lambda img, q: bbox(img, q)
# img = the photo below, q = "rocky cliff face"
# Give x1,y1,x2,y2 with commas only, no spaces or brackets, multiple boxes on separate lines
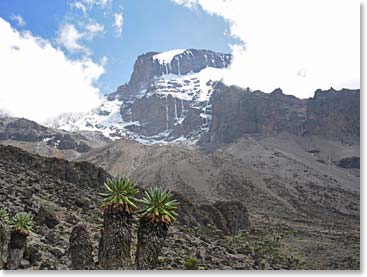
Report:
109,49,231,99
304,88,360,140
207,84,307,143
52,49,231,143
48,49,359,146
111,49,231,142
206,84,359,144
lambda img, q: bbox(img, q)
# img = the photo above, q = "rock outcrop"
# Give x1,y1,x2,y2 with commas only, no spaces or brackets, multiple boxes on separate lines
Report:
174,194,250,235
207,84,306,143
47,49,231,142
36,205,60,229
334,157,360,169
0,116,111,159
206,84,359,144
109,49,231,100
0,117,90,152
304,88,360,139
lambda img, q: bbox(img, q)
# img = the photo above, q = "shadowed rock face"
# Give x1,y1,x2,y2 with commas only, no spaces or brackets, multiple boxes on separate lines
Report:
173,193,250,235
102,49,231,141
208,84,307,144
304,88,360,139
334,157,360,169
0,144,110,190
0,118,48,142
206,84,360,144
0,117,111,156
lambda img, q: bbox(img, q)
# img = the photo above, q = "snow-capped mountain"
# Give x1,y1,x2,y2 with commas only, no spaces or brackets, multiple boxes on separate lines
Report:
48,49,232,144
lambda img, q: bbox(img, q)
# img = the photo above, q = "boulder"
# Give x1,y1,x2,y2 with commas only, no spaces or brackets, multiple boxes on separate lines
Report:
36,205,59,229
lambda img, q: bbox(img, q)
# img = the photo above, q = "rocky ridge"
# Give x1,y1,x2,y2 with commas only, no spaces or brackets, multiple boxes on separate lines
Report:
0,117,110,160
47,49,360,147
48,49,232,143
203,84,360,144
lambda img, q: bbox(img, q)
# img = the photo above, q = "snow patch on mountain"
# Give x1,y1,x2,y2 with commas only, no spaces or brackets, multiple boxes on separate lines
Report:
47,99,132,140
153,49,186,64
48,66,226,144
153,67,226,103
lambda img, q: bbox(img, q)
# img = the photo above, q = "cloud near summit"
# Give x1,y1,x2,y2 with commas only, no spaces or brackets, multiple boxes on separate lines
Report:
0,18,104,123
171,0,360,98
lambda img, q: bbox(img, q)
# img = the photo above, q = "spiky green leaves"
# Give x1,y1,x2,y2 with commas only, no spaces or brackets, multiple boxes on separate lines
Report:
11,212,33,235
99,176,139,213
0,208,9,224
139,187,178,224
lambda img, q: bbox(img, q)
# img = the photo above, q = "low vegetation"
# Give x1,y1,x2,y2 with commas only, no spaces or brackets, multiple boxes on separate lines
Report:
0,208,9,224
184,257,199,270
138,187,178,224
99,176,139,211
11,212,33,235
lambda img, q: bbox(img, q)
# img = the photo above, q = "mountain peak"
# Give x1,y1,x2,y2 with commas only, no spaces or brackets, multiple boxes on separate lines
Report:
152,49,186,64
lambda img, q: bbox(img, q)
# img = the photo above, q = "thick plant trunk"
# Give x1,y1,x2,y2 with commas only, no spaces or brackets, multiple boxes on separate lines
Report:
7,231,28,270
69,224,94,270
0,222,7,269
135,219,168,270
98,205,132,270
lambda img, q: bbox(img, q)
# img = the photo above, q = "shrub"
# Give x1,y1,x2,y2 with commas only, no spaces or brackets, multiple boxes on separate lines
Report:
0,208,9,224
184,257,199,270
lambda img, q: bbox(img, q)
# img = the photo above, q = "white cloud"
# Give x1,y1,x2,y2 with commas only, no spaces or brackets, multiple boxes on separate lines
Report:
56,23,89,54
10,14,26,27
100,55,108,66
97,0,112,8
113,12,123,36
71,0,112,13
171,0,360,98
85,22,104,40
71,1,87,14
170,0,198,8
0,18,104,123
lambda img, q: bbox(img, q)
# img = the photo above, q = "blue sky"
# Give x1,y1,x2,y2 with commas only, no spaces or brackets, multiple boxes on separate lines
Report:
0,0,238,94
0,0,359,123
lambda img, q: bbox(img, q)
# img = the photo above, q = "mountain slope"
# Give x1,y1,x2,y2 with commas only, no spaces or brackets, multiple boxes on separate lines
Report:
47,49,360,147
77,133,359,269
1,145,287,270
47,49,232,143
0,116,111,159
